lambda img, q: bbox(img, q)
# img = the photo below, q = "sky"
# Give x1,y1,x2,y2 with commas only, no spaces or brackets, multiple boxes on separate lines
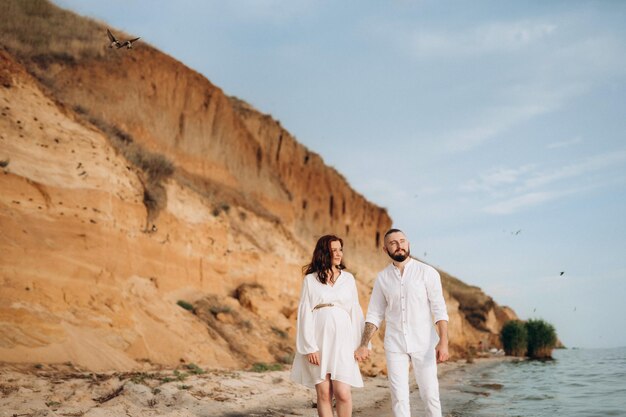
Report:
54,0,626,349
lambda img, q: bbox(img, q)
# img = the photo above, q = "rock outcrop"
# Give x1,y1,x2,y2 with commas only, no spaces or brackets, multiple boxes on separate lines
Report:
0,0,517,373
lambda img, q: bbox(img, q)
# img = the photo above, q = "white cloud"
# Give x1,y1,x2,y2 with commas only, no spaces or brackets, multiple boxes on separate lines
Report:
465,150,626,214
484,175,626,215
484,191,561,214
518,150,626,192
405,17,625,153
546,137,583,149
461,165,535,193
443,101,555,152
412,21,557,58
444,80,589,152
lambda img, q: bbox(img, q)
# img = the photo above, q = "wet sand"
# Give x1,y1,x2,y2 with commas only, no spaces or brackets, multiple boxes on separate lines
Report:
354,356,516,417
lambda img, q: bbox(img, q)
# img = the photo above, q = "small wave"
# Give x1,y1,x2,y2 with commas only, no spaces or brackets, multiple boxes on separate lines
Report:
460,388,490,397
474,383,504,390
518,394,555,401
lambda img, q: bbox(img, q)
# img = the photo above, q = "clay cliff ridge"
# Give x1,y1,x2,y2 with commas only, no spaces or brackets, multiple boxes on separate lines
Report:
0,0,517,373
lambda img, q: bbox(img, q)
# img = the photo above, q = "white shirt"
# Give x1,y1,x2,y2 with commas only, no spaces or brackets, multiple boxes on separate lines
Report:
365,258,448,353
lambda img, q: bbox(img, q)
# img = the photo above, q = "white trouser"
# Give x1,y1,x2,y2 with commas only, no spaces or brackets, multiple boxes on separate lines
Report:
385,350,442,417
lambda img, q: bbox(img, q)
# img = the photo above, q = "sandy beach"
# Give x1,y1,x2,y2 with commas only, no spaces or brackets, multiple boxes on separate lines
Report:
0,356,512,417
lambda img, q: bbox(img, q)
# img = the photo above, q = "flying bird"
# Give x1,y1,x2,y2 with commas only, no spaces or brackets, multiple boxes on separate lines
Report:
107,29,121,48
107,29,141,49
119,37,141,49
511,229,522,235
560,271,565,276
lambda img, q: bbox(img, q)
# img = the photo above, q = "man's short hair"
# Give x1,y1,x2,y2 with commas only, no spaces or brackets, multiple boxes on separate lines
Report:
384,228,404,238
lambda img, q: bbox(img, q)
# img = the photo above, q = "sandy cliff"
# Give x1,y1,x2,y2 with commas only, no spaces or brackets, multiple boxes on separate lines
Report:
0,0,516,373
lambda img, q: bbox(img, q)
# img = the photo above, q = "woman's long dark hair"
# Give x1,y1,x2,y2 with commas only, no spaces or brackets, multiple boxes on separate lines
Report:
303,234,345,284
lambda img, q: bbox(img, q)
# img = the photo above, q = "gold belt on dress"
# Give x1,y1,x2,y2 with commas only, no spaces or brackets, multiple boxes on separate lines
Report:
312,303,334,311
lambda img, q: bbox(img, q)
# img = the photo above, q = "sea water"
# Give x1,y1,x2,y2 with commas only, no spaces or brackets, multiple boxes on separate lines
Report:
441,347,626,417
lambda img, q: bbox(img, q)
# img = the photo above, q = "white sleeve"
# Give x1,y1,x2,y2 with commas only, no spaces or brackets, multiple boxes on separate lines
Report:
295,276,319,354
426,269,449,323
350,278,368,349
365,275,386,328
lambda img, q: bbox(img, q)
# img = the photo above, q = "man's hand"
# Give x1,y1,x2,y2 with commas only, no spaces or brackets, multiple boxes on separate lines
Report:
435,320,450,363
354,346,370,362
435,340,449,363
306,352,320,366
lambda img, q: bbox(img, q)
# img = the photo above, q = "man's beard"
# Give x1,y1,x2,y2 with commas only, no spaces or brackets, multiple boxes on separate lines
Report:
387,248,410,262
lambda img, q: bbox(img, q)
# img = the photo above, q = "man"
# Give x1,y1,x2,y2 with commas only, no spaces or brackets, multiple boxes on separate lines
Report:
355,229,449,417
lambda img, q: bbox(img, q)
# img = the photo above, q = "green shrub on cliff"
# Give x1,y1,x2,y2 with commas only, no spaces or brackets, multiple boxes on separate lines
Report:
176,300,193,311
500,320,528,356
526,319,557,359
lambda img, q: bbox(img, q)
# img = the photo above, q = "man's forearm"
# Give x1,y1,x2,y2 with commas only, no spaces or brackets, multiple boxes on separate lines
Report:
360,322,378,347
436,320,448,343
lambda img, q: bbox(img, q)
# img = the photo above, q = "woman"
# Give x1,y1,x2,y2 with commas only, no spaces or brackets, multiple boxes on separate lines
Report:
290,234,367,417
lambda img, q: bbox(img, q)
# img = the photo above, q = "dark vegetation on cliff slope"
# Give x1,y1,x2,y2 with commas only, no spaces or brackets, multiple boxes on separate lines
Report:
79,111,175,228
441,271,497,331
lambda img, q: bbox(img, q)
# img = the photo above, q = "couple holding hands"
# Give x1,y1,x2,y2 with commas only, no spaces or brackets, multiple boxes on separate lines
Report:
290,229,449,417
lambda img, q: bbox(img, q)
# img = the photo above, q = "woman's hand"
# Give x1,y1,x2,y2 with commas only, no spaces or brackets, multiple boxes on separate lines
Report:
306,352,320,366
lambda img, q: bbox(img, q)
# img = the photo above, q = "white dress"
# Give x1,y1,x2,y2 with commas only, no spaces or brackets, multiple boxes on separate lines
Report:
290,271,366,388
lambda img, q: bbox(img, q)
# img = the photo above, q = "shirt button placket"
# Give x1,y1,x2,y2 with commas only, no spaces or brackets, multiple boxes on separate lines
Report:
401,281,407,336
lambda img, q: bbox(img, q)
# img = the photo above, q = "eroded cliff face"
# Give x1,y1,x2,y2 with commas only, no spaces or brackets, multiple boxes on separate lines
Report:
0,50,304,370
26,44,391,281
0,0,517,373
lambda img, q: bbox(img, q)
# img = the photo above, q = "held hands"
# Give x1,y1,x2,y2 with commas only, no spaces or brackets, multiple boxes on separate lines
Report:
354,346,370,362
306,352,320,366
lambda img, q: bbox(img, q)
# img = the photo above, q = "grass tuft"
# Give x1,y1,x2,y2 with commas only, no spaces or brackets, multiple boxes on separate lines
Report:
271,326,288,339
173,370,187,381
176,300,194,312
250,362,283,373
185,363,205,375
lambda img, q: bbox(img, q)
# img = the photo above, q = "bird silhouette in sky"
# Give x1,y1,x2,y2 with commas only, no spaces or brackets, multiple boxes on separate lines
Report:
107,29,140,49
511,229,522,235
560,271,565,276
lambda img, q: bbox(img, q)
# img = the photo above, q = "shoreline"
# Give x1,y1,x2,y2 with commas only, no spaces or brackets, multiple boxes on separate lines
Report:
354,356,518,417
0,356,514,417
